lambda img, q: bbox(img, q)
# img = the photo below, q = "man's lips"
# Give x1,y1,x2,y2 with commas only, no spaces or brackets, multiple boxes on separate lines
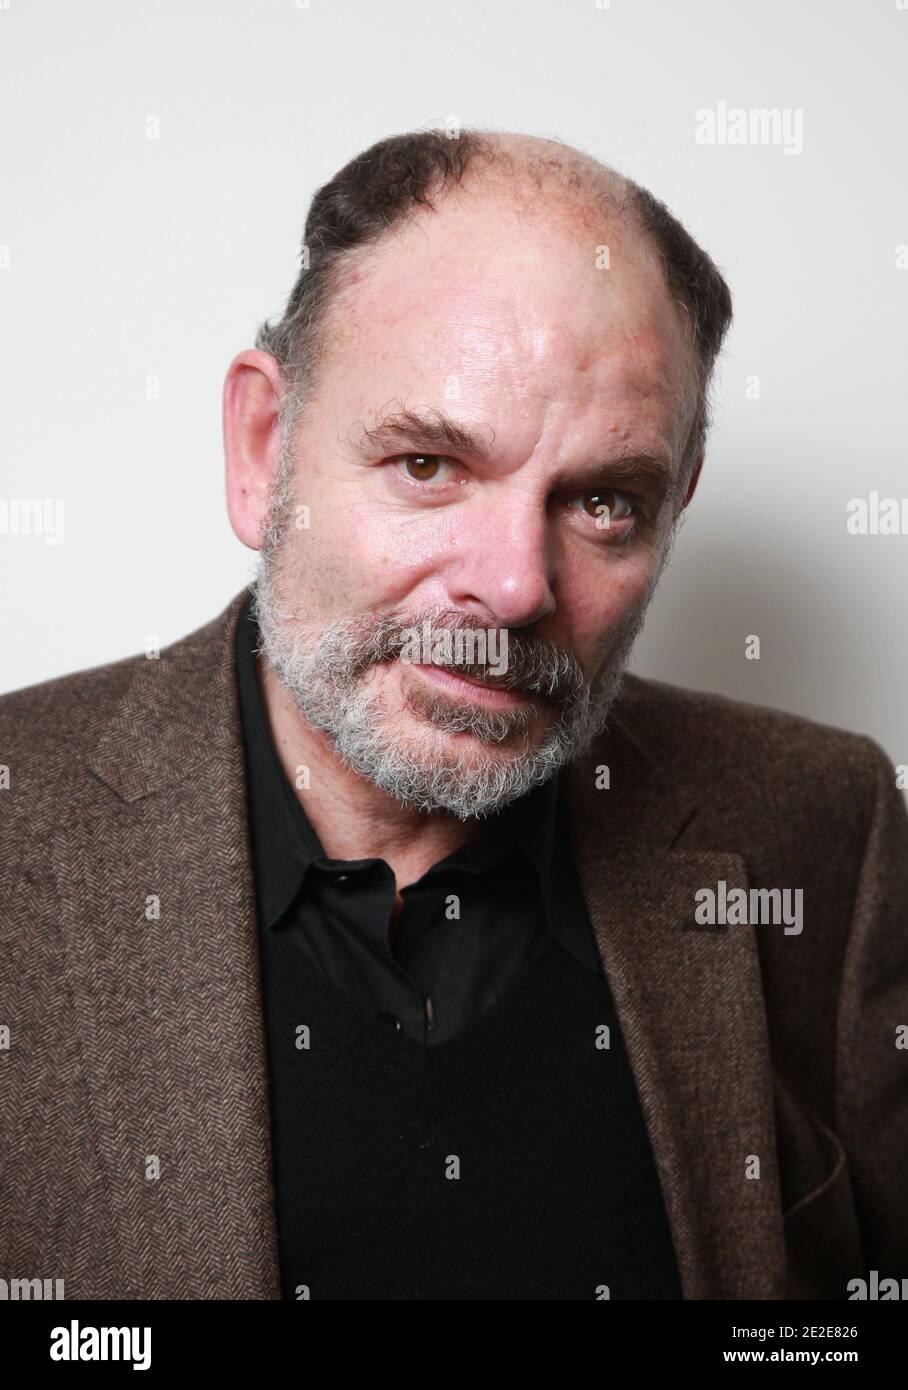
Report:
409,662,540,709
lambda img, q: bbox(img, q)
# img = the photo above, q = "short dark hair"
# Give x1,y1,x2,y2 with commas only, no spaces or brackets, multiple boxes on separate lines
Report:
256,128,733,475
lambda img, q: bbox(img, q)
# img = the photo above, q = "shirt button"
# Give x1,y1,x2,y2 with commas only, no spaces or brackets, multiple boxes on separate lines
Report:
337,873,349,883
377,1011,402,1032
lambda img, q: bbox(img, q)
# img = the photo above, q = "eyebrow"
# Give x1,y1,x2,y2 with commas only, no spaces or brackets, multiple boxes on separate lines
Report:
357,406,679,499
358,407,494,460
571,454,680,504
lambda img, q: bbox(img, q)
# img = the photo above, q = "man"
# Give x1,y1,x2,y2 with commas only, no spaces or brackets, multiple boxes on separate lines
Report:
1,129,905,1301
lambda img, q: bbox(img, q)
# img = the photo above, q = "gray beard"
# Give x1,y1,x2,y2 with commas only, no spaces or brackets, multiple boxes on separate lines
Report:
253,550,650,822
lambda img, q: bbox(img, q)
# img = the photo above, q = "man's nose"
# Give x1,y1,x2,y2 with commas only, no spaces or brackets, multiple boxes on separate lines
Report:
443,497,557,630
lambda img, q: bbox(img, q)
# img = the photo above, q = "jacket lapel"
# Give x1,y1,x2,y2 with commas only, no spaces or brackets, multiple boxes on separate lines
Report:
52,591,280,1298
565,710,787,1298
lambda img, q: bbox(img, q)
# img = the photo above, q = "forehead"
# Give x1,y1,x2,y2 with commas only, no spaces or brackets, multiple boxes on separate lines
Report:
317,190,697,454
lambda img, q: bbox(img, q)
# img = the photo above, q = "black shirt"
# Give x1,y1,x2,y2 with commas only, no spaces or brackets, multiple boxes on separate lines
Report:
233,593,683,1299
234,593,602,1045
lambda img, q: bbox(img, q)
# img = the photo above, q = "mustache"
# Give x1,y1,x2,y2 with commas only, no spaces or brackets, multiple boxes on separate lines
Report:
341,608,587,709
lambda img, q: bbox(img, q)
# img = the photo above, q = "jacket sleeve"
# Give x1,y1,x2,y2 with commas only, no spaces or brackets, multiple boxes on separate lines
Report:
835,737,908,1271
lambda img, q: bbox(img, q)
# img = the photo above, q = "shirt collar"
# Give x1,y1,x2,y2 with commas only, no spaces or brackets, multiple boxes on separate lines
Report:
235,593,600,971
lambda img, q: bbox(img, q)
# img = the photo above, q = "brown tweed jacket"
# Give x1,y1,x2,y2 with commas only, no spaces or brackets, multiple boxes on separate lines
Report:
1,588,906,1300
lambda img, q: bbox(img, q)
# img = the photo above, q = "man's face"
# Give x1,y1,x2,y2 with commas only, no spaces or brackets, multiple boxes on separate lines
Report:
255,186,697,819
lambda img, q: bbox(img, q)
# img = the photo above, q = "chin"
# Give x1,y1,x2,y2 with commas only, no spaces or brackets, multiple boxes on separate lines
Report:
398,718,540,763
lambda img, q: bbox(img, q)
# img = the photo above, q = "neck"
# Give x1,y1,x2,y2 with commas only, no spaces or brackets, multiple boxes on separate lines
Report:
258,651,482,888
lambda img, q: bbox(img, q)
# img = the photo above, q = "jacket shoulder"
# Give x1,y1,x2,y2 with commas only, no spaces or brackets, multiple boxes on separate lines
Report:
0,592,247,792
615,672,895,826
0,649,143,748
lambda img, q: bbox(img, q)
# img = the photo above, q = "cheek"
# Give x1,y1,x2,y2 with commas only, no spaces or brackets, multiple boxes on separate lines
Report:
563,546,658,627
294,495,447,614
556,550,659,672
351,493,461,582
278,532,349,612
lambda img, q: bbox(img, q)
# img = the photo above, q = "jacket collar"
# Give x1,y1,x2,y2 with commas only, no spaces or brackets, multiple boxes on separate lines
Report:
57,588,783,1298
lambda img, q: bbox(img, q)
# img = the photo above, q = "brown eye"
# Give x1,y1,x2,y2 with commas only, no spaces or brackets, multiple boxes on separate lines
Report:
570,490,634,528
401,454,443,481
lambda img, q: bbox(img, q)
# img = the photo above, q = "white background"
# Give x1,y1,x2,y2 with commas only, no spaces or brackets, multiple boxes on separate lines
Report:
1,0,905,777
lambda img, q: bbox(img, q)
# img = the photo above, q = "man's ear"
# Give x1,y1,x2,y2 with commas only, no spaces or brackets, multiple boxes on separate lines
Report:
682,449,704,509
223,349,287,550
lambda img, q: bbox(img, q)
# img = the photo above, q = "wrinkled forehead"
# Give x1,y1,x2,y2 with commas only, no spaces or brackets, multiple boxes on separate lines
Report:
315,189,699,456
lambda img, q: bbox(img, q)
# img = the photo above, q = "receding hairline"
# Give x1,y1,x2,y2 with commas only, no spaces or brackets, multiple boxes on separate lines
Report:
260,126,733,483
312,135,698,447
348,131,641,255
314,133,671,364
461,131,635,202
